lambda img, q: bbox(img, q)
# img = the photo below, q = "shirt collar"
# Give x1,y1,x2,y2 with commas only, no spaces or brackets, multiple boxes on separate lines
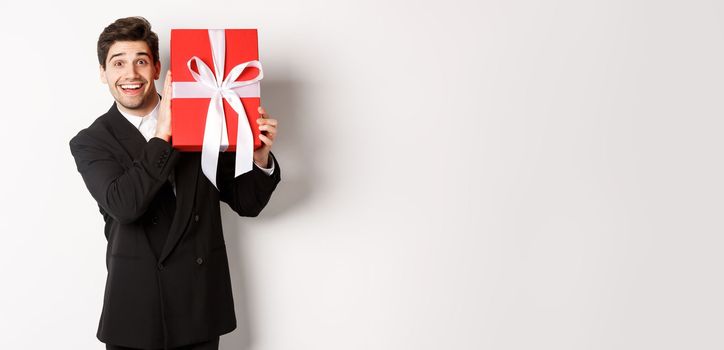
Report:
118,97,161,130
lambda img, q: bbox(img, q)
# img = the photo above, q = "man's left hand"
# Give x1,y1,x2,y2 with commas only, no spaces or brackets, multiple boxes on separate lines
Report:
253,105,277,168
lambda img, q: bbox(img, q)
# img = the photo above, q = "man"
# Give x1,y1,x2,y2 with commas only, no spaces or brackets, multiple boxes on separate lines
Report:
69,17,280,350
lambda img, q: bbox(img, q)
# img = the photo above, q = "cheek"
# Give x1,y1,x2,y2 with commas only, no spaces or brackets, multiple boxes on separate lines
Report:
148,69,159,81
104,73,117,85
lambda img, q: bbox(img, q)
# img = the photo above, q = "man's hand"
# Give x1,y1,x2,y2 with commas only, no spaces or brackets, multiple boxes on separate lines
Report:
254,105,277,168
155,70,172,142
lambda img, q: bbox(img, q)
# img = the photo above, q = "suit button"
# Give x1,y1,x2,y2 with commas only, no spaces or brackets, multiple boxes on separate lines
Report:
152,216,159,225
196,257,204,265
157,263,164,271
194,214,200,222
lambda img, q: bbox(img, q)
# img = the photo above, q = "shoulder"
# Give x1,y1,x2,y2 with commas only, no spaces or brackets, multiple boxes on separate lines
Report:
69,108,117,151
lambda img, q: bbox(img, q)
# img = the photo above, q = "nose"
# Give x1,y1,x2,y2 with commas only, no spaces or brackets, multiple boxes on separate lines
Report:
122,63,142,80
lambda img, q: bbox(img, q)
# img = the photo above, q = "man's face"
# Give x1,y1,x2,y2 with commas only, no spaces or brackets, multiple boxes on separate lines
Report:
100,40,160,113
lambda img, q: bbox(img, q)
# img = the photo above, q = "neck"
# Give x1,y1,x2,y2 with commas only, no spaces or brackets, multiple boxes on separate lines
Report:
117,93,160,117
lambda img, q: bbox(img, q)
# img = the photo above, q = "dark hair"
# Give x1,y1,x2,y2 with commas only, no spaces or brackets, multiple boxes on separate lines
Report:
97,16,159,69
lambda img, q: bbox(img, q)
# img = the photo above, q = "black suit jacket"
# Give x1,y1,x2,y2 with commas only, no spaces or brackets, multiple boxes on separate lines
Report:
69,102,281,349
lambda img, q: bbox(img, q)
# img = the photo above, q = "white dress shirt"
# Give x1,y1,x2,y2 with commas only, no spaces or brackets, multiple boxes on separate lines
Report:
119,98,275,196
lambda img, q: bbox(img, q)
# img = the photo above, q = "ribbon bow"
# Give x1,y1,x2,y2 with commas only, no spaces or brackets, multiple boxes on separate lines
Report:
172,29,264,190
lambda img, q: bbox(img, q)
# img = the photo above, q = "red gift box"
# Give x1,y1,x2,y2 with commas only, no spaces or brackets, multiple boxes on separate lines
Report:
170,29,263,152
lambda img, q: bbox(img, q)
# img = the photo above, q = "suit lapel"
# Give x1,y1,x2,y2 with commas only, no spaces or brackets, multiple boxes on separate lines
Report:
107,102,148,161
159,152,199,264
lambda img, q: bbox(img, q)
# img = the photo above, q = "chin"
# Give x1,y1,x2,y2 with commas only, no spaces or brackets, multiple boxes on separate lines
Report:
116,90,150,110
118,98,144,110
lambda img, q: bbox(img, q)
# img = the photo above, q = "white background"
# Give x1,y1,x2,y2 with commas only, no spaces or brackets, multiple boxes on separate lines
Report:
1,0,723,349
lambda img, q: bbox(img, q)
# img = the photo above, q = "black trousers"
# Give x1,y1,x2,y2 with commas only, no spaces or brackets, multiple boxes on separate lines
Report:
105,337,219,350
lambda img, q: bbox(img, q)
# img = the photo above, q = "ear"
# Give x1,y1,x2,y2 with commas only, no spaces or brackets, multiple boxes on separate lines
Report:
99,65,107,84
154,60,161,80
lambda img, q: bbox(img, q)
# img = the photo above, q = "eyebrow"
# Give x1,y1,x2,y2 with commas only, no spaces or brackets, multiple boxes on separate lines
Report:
108,52,151,62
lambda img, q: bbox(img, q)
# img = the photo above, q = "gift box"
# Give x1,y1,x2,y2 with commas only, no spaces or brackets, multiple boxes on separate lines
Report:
170,29,263,152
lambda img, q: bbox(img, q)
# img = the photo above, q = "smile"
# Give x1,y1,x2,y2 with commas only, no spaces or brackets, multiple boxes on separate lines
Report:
118,83,144,95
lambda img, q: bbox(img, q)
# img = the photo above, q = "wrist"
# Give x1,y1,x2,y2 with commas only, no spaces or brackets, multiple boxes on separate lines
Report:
154,133,170,142
254,155,270,168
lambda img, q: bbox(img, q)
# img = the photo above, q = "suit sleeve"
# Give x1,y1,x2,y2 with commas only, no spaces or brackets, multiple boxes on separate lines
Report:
217,151,281,217
69,132,180,224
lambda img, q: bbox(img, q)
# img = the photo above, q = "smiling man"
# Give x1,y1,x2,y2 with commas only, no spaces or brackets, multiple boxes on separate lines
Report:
102,40,159,116
69,17,281,350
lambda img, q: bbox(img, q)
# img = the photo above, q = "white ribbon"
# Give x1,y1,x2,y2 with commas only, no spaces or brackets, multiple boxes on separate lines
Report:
172,29,264,190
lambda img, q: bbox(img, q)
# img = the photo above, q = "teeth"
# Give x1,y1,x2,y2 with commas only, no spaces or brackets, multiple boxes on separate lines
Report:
120,84,141,89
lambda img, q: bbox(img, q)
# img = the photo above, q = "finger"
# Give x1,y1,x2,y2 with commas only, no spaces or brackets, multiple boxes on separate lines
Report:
257,118,277,127
259,125,276,136
259,133,273,146
257,106,266,116
164,71,173,97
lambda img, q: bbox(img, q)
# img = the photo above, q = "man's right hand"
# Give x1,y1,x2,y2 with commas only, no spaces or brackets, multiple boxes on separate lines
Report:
155,70,172,142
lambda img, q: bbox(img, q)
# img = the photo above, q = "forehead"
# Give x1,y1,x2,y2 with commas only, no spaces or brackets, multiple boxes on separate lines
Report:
107,41,151,61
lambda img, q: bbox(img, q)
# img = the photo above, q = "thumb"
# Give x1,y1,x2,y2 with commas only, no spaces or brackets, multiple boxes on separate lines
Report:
163,71,172,96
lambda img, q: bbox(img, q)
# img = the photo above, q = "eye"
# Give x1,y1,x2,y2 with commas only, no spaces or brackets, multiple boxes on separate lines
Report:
138,59,147,65
113,61,123,67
